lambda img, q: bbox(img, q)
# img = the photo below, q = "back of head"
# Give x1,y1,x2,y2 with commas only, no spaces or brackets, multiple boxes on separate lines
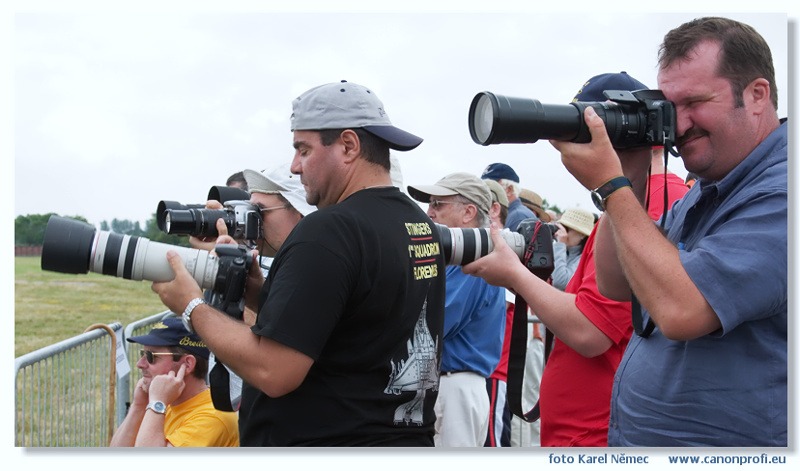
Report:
483,179,509,209
573,71,648,103
518,188,550,222
659,16,777,109
481,162,520,183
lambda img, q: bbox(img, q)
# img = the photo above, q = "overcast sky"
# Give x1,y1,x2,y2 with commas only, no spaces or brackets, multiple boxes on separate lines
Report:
3,1,798,464
9,8,790,228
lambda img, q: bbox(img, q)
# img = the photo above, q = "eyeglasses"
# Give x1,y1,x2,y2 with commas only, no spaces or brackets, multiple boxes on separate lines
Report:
429,199,464,210
258,204,290,213
139,350,184,365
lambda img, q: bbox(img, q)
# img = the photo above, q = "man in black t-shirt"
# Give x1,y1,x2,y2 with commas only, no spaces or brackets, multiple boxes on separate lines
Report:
153,80,446,446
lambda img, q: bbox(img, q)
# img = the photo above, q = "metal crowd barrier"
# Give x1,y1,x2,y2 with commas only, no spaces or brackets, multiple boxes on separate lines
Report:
14,310,175,447
14,322,123,447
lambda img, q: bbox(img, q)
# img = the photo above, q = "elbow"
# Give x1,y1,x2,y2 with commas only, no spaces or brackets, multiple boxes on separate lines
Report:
650,305,720,341
569,333,613,358
253,376,301,398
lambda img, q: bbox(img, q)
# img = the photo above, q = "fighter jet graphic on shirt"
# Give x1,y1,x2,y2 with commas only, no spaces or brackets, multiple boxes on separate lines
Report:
384,299,440,425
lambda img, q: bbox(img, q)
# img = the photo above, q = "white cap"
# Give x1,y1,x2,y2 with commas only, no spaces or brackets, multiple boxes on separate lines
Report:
243,164,317,216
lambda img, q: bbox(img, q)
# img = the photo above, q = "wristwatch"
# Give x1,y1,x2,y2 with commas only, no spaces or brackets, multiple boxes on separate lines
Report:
182,297,206,333
591,176,632,211
146,400,167,415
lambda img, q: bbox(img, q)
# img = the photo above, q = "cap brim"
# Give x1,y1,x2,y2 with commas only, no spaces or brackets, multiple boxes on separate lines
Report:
281,191,317,217
126,334,172,346
243,169,288,193
363,125,423,151
406,184,458,204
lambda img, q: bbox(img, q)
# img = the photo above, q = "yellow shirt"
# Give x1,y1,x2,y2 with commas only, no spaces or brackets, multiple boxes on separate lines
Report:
165,388,239,447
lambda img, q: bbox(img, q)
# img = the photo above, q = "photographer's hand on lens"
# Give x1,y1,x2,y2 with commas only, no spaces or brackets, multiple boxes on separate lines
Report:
552,106,625,191
462,223,528,290
189,207,227,251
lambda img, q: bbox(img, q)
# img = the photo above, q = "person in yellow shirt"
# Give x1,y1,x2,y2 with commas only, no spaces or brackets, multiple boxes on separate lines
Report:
110,317,239,447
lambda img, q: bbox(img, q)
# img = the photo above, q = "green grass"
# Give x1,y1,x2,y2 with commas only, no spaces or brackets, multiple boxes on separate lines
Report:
15,256,169,357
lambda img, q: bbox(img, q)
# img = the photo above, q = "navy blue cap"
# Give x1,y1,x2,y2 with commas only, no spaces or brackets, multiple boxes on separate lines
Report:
480,163,519,183
127,317,209,359
572,71,648,102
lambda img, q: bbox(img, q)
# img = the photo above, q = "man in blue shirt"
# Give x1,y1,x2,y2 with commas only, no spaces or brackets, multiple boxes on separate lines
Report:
555,16,786,446
409,172,506,447
481,163,537,231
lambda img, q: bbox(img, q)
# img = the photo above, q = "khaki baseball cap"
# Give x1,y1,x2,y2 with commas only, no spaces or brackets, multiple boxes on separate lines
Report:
407,172,492,215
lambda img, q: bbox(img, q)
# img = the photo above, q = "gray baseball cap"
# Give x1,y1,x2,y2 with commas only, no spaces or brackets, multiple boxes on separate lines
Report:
291,80,423,151
407,172,492,216
243,163,317,216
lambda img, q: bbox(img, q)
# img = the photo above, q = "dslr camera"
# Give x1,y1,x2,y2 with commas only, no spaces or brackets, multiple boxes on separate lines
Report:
157,185,262,242
468,89,676,149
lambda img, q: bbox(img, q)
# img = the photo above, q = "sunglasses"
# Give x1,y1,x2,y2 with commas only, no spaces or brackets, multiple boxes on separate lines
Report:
139,350,184,364
429,199,464,210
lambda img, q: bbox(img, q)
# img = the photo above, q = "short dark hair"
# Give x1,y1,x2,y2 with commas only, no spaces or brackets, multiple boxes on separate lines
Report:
318,128,391,171
658,16,777,109
169,346,209,380
226,171,248,190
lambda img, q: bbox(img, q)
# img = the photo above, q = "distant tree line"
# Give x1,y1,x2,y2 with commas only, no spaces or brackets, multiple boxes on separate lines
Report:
15,213,191,248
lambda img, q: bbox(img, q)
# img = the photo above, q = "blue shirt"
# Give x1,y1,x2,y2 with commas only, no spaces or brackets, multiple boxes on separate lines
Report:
440,266,506,377
505,199,536,232
608,121,788,447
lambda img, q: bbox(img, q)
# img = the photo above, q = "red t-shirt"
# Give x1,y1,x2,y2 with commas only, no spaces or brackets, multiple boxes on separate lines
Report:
538,227,632,447
647,172,689,221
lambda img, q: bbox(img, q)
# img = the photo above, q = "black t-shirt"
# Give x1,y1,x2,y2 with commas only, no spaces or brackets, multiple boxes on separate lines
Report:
238,187,446,446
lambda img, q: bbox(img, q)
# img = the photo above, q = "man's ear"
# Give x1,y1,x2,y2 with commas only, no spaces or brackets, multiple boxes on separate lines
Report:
339,129,362,163
462,203,478,225
746,77,772,115
183,354,197,375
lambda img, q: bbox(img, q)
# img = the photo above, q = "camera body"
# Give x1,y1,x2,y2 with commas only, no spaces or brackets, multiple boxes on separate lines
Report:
468,89,676,150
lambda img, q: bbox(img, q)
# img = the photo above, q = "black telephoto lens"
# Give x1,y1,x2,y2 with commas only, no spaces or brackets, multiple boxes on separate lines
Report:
469,92,584,145
164,208,233,237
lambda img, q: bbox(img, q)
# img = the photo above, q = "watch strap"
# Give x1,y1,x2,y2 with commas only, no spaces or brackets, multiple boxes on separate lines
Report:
593,176,632,210
182,298,206,334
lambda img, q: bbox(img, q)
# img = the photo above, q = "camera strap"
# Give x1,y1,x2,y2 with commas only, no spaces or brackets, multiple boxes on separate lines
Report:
506,219,554,423
506,296,542,422
632,295,655,337
209,358,243,412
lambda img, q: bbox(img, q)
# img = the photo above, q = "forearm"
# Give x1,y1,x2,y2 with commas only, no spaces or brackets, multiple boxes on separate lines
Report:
603,189,719,340
109,404,146,447
190,303,311,397
508,266,612,357
133,412,168,447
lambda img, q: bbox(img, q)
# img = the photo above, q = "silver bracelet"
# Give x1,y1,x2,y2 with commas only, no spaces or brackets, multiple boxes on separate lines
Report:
181,298,206,333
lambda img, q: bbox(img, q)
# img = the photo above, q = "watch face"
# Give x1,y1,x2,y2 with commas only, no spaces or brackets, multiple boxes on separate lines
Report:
150,401,166,413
